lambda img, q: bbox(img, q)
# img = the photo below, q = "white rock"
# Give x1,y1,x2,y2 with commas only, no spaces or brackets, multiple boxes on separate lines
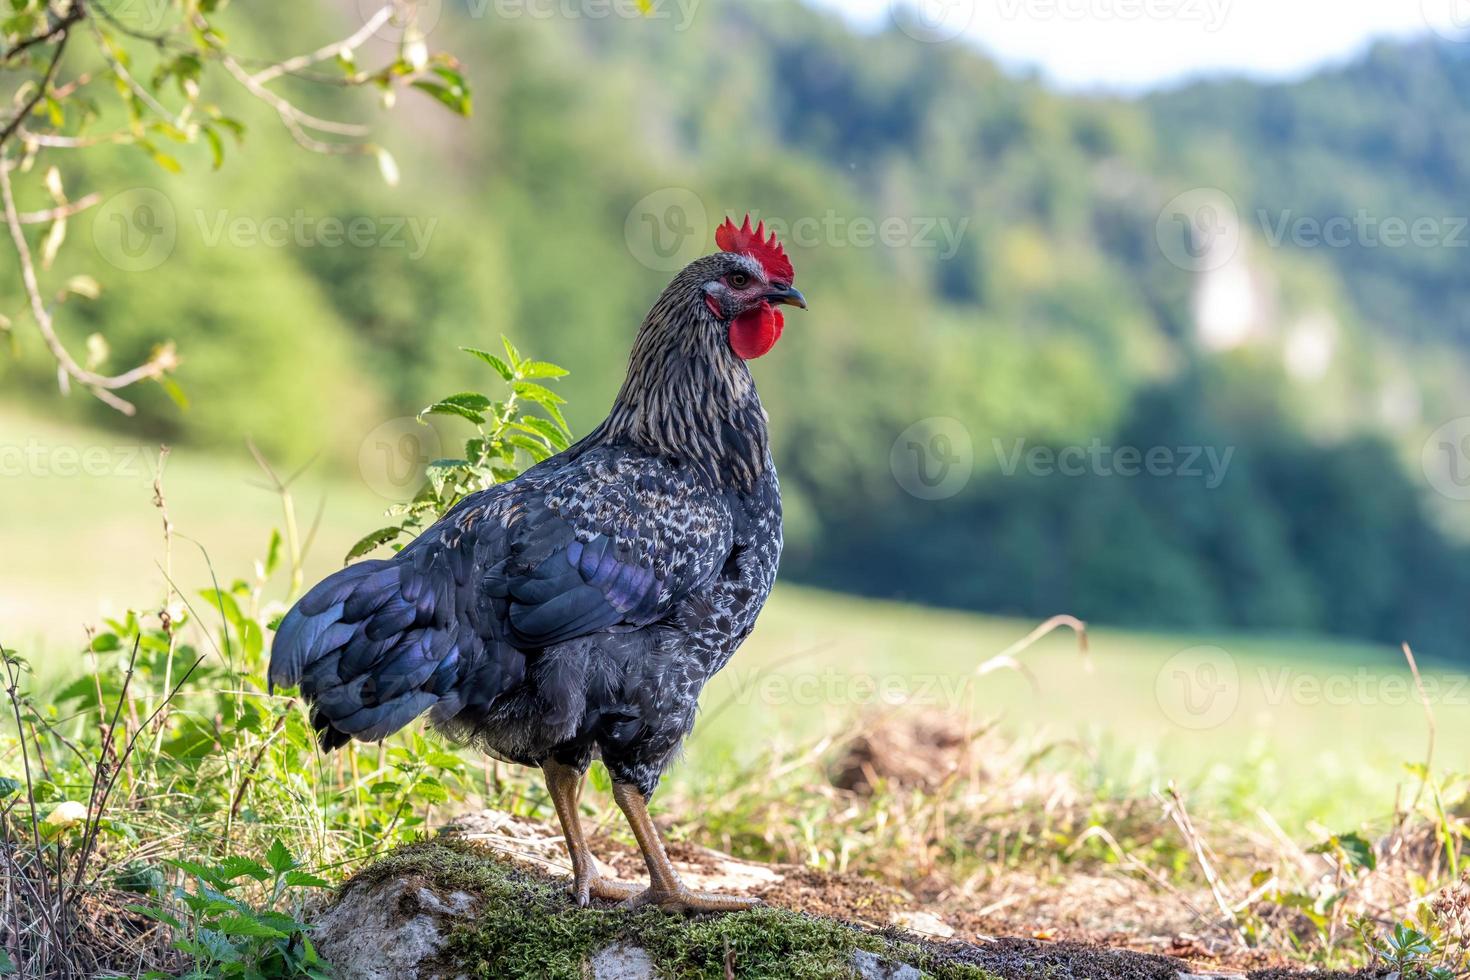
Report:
892,910,955,938
851,949,924,979
590,944,657,979
313,878,477,980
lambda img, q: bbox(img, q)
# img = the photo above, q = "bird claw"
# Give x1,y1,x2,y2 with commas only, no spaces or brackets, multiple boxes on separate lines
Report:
569,873,642,906
618,885,760,914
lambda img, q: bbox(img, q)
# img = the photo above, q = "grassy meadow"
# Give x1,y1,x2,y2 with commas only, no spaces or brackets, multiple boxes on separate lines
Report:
3,399,1459,838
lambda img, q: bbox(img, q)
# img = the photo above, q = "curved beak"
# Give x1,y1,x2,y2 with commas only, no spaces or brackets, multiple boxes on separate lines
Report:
764,284,807,310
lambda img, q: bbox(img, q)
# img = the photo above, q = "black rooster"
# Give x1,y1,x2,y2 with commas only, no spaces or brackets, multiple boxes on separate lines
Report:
269,216,805,912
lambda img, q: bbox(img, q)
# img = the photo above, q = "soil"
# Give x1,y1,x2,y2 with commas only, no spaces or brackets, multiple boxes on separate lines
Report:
443,810,1379,979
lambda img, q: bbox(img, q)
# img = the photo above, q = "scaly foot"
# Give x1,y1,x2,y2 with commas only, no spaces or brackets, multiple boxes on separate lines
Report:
619,885,760,914
568,871,642,907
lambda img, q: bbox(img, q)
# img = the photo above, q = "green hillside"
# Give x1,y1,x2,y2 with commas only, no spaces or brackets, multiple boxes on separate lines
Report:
1,405,1459,831
4,3,1467,657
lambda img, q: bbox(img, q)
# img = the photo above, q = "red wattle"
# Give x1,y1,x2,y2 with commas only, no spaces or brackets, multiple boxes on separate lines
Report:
729,302,783,359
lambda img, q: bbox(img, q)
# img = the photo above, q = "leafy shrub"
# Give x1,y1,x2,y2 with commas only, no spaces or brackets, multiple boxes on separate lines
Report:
0,344,569,978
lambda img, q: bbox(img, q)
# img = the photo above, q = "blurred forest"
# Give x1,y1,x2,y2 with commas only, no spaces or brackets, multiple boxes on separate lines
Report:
4,1,1469,658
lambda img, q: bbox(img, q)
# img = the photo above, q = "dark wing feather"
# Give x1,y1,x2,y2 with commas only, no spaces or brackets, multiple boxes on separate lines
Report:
485,505,667,648
268,446,734,752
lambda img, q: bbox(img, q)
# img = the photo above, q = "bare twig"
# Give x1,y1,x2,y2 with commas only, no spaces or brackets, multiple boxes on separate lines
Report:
16,191,101,224
1163,782,1247,948
0,2,84,65
229,715,287,825
0,14,73,149
0,151,179,414
2,649,59,961
16,128,126,149
1400,642,1436,818
249,4,395,85
69,637,142,894
211,38,372,153
87,20,192,133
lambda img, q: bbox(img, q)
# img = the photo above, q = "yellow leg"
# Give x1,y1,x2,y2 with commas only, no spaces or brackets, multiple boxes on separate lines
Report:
542,760,640,905
611,782,759,913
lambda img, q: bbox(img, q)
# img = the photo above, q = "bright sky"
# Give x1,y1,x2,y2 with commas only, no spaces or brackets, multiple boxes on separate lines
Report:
806,0,1459,91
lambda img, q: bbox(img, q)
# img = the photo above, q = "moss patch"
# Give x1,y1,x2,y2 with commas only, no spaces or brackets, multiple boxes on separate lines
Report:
343,838,997,980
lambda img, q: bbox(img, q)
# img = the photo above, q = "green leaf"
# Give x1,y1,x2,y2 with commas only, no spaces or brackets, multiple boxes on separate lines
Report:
167,858,228,888
506,434,551,463
511,417,570,451
217,856,270,882
144,144,183,174
283,870,330,889
410,80,471,117
425,458,468,495
212,115,246,139
240,618,263,659
345,526,402,563
200,588,245,629
213,914,289,939
435,392,493,413
0,777,20,799
1309,832,1377,872
518,360,568,380
157,376,190,411
542,401,569,432
90,632,122,652
418,400,485,424
125,904,182,930
512,381,566,407
461,347,515,381
264,528,282,577
501,335,522,368
265,839,295,874
203,124,225,170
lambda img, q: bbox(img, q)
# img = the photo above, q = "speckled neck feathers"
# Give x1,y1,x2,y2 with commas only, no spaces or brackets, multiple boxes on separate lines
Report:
589,263,770,492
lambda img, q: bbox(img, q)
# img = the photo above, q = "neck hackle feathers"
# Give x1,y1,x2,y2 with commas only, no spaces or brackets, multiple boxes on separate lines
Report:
592,217,798,490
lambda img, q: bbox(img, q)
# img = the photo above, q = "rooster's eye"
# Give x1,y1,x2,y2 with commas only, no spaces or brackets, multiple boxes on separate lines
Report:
728,272,749,288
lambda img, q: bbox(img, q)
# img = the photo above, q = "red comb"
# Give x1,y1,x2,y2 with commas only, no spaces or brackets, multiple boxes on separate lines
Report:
715,215,794,283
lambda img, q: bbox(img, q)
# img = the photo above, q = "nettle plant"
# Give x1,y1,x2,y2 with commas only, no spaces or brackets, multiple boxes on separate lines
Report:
0,347,572,978
346,338,572,562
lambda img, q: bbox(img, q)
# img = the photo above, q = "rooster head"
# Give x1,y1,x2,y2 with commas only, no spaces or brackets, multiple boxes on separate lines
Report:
699,215,806,360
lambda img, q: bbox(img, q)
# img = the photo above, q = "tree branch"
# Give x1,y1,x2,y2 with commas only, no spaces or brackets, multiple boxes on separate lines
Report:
248,4,394,85
0,18,73,150
0,154,177,414
17,191,101,224
0,1,84,65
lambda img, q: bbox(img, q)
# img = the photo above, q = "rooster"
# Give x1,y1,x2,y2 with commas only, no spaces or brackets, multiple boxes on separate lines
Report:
269,216,804,913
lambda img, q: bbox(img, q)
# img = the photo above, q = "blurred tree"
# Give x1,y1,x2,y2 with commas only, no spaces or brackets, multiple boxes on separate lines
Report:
0,0,471,415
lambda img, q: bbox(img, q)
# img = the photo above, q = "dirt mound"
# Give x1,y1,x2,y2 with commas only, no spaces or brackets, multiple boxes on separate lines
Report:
829,713,978,795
